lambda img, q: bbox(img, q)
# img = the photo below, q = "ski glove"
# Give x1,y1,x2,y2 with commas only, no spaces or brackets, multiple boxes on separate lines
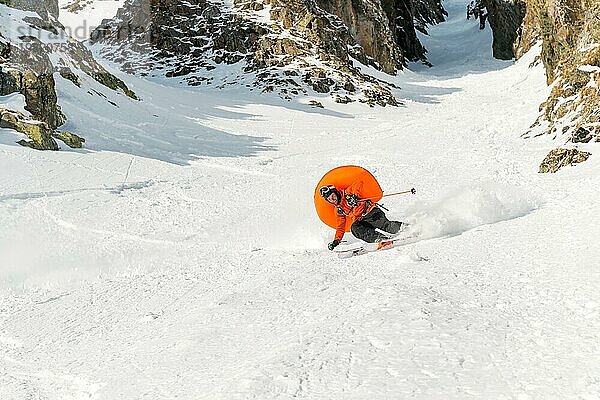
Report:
346,194,359,207
328,239,340,251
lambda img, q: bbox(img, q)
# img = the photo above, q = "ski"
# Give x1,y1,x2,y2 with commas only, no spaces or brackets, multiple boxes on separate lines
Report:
334,231,421,259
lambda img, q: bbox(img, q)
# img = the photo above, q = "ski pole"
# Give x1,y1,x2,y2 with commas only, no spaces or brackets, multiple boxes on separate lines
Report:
359,188,416,202
376,202,389,211
382,188,417,198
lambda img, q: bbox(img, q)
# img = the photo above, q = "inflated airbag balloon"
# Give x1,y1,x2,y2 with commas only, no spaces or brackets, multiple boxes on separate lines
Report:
314,165,383,231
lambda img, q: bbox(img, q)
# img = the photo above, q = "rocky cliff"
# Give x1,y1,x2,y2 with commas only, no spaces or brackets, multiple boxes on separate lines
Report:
0,0,135,149
515,0,599,172
91,0,446,106
483,0,526,60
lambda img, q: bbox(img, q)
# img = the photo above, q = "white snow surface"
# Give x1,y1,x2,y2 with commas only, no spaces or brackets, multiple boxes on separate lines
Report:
1,1,600,399
0,92,29,116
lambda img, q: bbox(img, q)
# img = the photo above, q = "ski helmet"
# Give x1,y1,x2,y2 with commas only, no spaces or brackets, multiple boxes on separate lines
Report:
319,185,340,204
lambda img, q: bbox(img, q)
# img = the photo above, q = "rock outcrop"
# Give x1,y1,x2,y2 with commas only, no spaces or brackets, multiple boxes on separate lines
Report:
91,0,445,106
0,106,83,149
0,107,59,149
513,0,599,171
539,147,591,173
516,0,600,84
1,38,66,129
483,0,526,60
52,130,85,148
313,0,404,72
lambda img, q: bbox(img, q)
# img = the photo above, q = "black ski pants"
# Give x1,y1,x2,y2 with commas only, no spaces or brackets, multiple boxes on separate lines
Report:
350,207,403,243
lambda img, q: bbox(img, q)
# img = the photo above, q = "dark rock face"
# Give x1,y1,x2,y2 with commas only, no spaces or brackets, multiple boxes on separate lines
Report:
411,0,446,31
314,0,403,72
539,148,592,173
0,66,20,95
91,0,445,106
381,0,446,63
483,0,526,60
381,0,424,64
21,72,65,129
571,127,594,144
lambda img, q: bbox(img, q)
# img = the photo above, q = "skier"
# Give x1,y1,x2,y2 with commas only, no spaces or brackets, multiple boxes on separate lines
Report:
319,183,406,251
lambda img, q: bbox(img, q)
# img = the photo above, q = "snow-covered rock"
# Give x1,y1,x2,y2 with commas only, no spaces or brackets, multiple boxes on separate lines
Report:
0,0,135,147
516,0,600,170
90,0,446,106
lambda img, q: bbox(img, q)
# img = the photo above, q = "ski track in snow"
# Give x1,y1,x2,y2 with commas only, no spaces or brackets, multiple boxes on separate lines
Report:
1,1,600,399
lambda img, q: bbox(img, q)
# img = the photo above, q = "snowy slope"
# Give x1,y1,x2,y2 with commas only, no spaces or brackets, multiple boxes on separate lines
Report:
1,1,599,399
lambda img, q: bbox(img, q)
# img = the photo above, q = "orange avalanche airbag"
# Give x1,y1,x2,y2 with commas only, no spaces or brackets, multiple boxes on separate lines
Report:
314,165,383,231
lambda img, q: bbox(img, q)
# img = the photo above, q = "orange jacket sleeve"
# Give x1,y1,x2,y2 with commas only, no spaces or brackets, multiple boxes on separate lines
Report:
334,214,346,241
